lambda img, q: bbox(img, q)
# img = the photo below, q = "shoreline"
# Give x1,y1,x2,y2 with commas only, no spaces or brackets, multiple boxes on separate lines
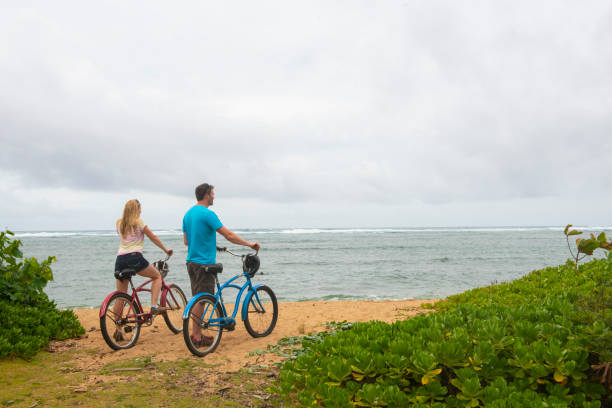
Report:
62,297,437,311
64,299,436,373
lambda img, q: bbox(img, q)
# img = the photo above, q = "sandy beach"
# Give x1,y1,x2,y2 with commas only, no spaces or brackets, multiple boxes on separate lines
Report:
61,299,435,374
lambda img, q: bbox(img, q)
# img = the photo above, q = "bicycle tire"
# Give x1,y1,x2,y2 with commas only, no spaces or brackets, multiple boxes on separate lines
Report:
243,285,278,338
100,292,142,350
162,284,187,334
183,295,224,357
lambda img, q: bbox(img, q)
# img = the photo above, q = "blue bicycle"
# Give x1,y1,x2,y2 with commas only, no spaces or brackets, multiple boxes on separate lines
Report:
182,247,278,357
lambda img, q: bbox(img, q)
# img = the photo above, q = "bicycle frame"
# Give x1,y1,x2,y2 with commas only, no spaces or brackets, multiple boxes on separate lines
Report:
99,277,181,321
182,270,268,327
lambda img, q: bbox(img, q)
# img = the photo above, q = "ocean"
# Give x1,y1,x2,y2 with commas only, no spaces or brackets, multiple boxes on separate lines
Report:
14,226,610,309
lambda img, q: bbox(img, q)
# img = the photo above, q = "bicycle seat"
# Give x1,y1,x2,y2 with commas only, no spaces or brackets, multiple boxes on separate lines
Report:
114,268,137,281
201,263,223,274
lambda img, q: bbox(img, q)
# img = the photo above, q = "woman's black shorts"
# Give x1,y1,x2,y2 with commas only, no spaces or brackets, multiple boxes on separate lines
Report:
115,252,150,276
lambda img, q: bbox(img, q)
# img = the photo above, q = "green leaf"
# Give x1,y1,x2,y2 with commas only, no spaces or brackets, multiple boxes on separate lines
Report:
567,230,582,236
597,232,607,243
328,359,352,383
421,368,442,385
577,239,600,255
553,369,565,383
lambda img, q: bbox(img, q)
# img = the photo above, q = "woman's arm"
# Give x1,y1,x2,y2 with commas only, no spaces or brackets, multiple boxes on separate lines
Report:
143,226,173,256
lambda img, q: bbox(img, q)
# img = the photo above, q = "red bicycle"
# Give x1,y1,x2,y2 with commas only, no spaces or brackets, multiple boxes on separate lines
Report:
99,254,187,350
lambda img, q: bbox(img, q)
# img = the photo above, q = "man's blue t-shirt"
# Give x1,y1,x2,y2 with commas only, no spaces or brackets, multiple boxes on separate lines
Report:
182,205,223,265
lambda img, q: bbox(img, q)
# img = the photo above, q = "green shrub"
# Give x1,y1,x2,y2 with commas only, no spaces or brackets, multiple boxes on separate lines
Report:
276,257,612,407
0,230,84,359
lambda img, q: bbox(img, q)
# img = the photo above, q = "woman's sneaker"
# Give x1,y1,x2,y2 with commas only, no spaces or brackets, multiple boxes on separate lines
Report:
150,305,169,315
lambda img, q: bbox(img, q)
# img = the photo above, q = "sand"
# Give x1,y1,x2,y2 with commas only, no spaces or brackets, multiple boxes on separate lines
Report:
62,299,435,373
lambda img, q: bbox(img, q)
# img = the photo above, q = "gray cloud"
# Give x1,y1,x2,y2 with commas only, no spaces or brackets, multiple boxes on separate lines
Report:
1,0,612,229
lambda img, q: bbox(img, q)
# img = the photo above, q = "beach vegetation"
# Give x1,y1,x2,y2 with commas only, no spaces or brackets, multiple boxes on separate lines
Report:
565,224,612,265
0,230,84,359
276,233,612,406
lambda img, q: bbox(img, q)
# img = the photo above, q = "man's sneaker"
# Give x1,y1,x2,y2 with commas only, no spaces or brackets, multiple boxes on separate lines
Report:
190,335,214,347
113,329,125,342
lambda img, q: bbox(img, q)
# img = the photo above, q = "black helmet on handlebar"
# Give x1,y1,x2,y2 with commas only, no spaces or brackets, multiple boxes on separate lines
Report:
243,254,260,278
153,259,169,279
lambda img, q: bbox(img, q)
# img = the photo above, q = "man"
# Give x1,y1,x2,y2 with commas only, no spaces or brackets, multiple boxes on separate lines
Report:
182,183,260,346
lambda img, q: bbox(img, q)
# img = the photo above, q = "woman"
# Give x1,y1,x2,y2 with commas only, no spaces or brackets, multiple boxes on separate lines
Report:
115,199,173,315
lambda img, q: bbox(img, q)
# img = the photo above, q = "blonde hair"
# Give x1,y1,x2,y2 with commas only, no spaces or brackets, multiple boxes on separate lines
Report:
118,199,141,237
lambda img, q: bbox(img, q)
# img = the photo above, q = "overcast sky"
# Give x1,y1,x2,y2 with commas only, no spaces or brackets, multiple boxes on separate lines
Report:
1,1,611,231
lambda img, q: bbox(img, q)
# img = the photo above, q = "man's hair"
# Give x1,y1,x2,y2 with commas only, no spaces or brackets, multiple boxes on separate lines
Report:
195,183,214,201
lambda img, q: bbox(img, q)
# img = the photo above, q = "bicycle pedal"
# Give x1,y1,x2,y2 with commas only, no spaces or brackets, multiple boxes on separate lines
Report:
225,321,236,331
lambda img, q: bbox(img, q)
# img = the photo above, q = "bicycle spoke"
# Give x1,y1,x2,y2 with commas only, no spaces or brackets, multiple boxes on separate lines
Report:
105,309,122,322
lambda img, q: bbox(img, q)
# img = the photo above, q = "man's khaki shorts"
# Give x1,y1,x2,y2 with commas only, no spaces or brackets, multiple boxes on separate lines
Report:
186,262,217,296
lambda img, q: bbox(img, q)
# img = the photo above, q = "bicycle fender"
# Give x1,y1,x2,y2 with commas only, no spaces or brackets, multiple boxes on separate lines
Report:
241,284,265,321
183,291,215,320
99,290,126,318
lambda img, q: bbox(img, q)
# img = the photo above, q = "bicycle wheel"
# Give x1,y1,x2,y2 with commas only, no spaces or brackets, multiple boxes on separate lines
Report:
243,285,278,338
183,295,223,357
100,292,142,350
162,284,187,334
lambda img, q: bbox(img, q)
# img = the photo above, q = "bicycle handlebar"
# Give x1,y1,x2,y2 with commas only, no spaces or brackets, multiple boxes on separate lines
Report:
216,246,258,257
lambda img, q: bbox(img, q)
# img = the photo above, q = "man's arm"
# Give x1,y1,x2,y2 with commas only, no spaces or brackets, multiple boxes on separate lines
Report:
183,232,188,246
217,226,260,251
